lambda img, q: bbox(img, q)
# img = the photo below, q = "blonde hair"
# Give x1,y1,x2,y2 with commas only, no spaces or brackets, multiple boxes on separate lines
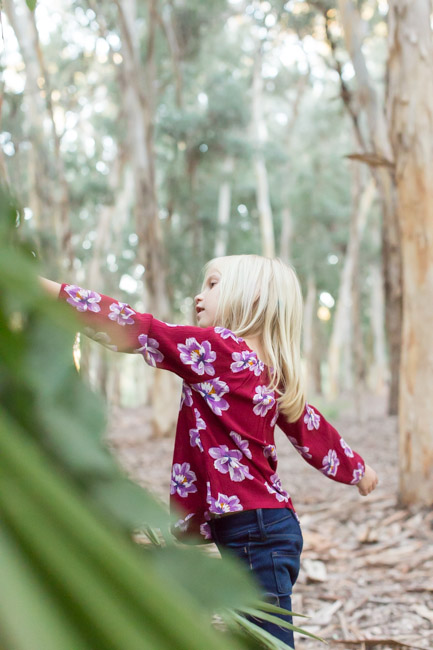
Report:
202,255,306,423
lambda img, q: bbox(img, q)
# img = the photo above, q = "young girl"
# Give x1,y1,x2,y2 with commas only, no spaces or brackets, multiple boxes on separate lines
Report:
40,254,378,649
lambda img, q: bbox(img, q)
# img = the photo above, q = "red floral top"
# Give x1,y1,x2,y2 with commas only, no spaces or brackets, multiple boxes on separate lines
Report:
59,283,366,543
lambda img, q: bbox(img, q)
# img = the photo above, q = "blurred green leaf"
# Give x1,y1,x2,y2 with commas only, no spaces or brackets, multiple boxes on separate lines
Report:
90,476,173,531
243,608,325,643
222,610,290,649
0,408,246,650
148,545,260,613
0,526,92,650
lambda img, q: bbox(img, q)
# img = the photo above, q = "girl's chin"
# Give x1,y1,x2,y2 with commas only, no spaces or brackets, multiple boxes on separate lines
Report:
197,314,213,327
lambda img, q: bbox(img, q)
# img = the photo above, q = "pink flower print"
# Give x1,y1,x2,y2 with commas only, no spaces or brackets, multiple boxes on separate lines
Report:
351,463,365,484
340,438,354,458
189,429,204,452
321,449,340,477
83,327,118,351
180,383,193,409
270,403,279,428
191,378,229,416
304,404,320,431
209,445,253,482
264,444,278,463
177,338,216,376
209,492,243,515
136,334,164,367
190,410,205,450
174,513,195,533
230,431,252,459
108,302,135,326
194,408,206,431
253,385,276,417
265,473,290,503
170,462,198,498
200,522,212,540
64,285,101,313
214,327,243,343
287,436,312,460
230,350,264,376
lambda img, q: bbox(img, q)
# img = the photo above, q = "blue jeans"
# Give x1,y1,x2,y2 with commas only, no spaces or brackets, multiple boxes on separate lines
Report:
209,508,303,649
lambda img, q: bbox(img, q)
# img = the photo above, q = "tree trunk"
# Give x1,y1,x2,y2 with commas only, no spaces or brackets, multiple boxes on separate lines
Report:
251,47,275,258
303,274,321,397
158,2,183,108
351,204,367,423
84,151,130,400
214,156,234,258
187,150,202,262
279,71,308,265
279,206,293,266
367,262,388,396
387,0,433,506
337,0,403,416
327,174,375,400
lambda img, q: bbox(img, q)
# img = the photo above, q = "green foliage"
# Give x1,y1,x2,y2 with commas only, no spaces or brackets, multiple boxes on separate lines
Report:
26,0,37,10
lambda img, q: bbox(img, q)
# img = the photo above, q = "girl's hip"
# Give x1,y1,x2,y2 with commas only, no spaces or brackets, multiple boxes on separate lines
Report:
209,506,303,546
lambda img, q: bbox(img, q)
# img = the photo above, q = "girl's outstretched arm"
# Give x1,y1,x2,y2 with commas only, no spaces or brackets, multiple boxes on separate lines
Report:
49,281,238,383
277,403,377,493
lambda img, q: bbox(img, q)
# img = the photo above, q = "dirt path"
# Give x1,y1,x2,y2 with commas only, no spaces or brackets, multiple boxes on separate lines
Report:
107,394,433,650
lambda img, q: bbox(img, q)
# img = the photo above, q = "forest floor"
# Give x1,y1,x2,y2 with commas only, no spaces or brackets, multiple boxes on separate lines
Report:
107,393,433,650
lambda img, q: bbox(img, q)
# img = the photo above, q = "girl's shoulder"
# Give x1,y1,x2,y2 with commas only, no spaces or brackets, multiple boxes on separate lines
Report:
176,325,267,377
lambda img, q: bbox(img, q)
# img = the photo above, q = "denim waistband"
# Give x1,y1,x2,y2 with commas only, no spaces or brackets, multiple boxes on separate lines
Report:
209,507,296,541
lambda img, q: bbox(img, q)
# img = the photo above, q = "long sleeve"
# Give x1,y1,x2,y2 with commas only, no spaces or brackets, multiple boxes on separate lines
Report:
277,403,365,485
58,283,236,384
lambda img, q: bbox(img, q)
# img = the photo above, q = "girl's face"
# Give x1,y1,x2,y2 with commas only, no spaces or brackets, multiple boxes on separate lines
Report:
194,269,221,328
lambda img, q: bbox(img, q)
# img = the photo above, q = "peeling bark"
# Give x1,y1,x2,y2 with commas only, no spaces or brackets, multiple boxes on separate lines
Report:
387,0,433,506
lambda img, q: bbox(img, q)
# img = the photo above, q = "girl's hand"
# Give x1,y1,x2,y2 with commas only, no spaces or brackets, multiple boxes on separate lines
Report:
357,464,378,496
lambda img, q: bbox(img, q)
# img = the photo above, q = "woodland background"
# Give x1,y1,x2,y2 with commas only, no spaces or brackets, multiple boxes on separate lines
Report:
1,1,433,649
